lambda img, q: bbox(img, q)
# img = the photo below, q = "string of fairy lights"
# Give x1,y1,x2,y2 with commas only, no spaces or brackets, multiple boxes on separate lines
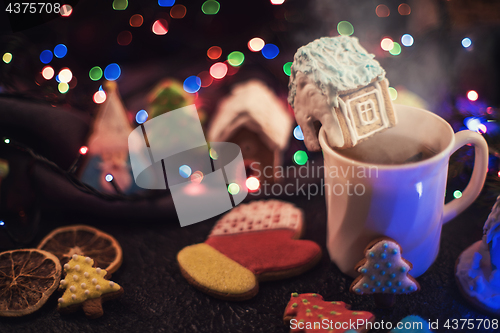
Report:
0,1,497,199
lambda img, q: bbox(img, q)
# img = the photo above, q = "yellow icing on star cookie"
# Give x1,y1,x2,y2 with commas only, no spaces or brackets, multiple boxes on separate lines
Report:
57,255,120,308
177,243,256,294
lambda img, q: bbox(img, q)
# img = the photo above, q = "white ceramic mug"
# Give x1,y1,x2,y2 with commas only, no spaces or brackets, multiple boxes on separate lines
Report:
319,104,488,278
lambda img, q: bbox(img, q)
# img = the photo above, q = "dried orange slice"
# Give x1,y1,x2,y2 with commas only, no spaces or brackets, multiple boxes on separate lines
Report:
0,249,62,317
37,225,122,274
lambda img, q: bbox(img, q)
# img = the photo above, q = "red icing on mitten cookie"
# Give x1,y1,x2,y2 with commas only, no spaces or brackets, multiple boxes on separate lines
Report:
206,200,321,279
283,293,375,333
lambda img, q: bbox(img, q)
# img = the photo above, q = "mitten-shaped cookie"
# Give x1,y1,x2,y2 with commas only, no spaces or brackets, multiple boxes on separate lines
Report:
177,200,322,300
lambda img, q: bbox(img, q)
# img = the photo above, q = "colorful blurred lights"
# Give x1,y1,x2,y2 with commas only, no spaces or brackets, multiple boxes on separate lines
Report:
207,46,222,59
389,42,402,56
58,68,72,83
170,4,187,18
388,87,398,100
191,171,204,184
462,38,472,48
337,21,354,36
130,14,143,27
210,62,228,79
2,53,12,64
40,50,53,64
58,82,69,94
381,38,394,51
183,76,202,93
248,38,265,52
270,0,285,4
261,44,279,59
158,0,175,7
246,177,260,191
42,66,54,80
89,66,103,81
293,125,304,140
467,90,478,101
179,165,192,178
112,0,128,10
227,51,244,67
398,3,411,15
117,31,133,46
375,4,390,17
152,19,168,35
105,174,114,182
60,4,72,17
135,110,148,124
54,44,67,58
401,34,414,47
478,124,487,134
228,183,240,195
283,62,292,76
293,150,308,165
465,117,481,131
453,190,462,199
79,146,88,155
93,91,107,104
104,63,121,81
202,1,220,15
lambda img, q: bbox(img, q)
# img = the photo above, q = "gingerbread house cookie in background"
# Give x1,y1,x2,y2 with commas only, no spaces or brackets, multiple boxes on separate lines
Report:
80,81,135,193
456,195,500,316
208,80,293,184
288,36,397,152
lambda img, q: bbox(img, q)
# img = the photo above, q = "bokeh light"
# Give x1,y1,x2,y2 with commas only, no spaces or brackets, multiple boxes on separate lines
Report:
389,42,402,56
227,51,244,67
283,62,292,76
271,0,285,4
60,4,72,17
465,117,481,131
209,148,218,160
248,37,265,52
2,53,12,64
152,19,168,35
58,82,69,94
89,66,103,81
79,146,88,155
388,87,398,100
453,190,462,199
40,50,53,64
293,125,304,140
228,183,240,195
207,46,222,59
112,0,128,10
462,37,472,48
117,31,133,46
467,90,478,101
202,1,220,15
183,76,202,93
398,3,411,15
478,124,487,134
130,14,143,27
136,110,148,124
158,0,175,6
179,165,192,178
401,34,414,47
191,171,204,184
58,68,72,83
337,21,354,36
104,63,121,81
170,4,186,18
380,38,394,51
210,62,228,79
93,91,107,104
246,177,260,191
42,66,54,80
54,44,67,58
375,4,390,17
293,150,308,165
261,44,279,59
198,71,213,87
105,174,114,182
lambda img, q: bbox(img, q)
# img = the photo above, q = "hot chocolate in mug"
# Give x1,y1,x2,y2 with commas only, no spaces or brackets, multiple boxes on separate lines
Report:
319,104,488,278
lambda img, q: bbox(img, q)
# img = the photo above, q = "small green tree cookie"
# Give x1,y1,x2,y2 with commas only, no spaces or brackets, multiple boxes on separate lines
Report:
58,254,123,318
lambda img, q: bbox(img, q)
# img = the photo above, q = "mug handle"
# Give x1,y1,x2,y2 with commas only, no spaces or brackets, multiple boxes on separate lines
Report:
443,130,489,224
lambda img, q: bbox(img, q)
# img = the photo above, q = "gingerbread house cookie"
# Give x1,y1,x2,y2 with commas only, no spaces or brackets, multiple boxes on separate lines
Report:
288,36,397,151
208,80,293,183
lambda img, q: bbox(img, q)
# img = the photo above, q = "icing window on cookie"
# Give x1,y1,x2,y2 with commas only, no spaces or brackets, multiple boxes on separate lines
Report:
356,100,378,126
